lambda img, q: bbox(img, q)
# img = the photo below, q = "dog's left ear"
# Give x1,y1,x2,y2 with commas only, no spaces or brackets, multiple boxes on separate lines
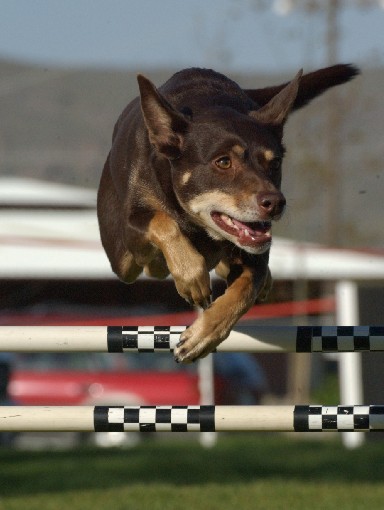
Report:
138,74,189,159
249,70,302,136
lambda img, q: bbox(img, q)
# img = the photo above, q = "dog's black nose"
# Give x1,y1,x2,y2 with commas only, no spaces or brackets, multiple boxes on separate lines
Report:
258,192,286,219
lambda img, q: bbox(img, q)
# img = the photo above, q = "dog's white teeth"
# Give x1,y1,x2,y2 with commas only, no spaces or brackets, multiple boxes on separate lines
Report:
244,229,250,237
221,214,236,228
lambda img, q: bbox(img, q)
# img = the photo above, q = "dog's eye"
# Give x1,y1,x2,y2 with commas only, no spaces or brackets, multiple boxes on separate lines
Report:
269,157,282,171
215,156,232,170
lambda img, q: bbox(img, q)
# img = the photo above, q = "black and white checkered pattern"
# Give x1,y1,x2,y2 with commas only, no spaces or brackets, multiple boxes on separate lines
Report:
107,326,187,352
94,405,215,432
296,326,384,352
107,325,384,353
294,405,384,432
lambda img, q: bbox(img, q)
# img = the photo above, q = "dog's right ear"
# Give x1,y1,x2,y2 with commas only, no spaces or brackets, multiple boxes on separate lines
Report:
137,75,189,160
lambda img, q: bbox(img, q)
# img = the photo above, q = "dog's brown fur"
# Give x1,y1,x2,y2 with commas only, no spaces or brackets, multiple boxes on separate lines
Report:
97,65,359,362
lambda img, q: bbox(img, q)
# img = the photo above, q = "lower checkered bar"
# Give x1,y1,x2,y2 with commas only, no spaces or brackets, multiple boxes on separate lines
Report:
1,405,384,432
93,405,384,433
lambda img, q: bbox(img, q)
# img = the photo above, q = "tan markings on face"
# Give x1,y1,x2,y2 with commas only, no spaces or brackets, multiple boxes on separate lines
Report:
181,171,192,185
188,191,238,216
232,144,245,157
264,149,275,161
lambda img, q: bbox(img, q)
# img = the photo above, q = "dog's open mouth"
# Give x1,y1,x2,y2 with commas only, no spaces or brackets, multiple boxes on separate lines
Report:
211,211,272,248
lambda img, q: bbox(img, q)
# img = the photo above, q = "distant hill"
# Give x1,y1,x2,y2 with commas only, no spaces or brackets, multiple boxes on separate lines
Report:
0,58,382,248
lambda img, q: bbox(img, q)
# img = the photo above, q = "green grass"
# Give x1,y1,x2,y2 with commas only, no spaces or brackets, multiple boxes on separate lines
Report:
312,372,340,405
1,434,384,510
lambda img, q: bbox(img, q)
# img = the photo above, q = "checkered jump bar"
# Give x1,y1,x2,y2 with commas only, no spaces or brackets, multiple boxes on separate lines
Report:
1,325,384,353
1,405,384,432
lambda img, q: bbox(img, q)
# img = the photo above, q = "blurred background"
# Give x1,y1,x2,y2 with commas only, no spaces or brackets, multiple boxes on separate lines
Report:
0,0,383,449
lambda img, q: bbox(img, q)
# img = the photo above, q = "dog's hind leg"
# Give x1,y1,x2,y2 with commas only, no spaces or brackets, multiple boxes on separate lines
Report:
118,250,143,283
144,252,170,280
101,229,143,284
97,157,144,284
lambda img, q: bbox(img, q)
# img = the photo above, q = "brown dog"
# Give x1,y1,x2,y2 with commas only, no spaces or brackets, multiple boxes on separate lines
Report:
97,65,358,362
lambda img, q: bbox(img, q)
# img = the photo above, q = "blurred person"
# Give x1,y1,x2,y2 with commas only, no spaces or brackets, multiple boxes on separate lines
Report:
214,353,268,405
0,353,16,446
0,353,13,403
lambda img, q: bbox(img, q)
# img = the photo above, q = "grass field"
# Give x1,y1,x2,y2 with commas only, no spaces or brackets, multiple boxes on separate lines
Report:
1,434,384,510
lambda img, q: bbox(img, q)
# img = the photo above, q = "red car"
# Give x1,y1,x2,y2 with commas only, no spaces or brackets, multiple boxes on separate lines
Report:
9,352,200,407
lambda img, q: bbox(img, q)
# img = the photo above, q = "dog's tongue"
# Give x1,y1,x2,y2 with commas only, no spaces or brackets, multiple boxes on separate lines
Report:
211,212,272,247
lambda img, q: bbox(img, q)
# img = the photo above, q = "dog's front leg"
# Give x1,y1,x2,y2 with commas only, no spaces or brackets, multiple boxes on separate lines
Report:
174,255,271,363
146,211,211,309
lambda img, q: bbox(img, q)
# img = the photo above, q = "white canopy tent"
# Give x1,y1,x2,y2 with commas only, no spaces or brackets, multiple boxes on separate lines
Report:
0,177,96,209
1,207,384,281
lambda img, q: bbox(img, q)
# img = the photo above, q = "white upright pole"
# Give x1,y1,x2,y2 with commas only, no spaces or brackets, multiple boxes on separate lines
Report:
198,355,217,447
336,279,364,448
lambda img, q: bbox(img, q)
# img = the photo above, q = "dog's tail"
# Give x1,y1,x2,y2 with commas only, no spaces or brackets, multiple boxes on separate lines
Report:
244,64,360,111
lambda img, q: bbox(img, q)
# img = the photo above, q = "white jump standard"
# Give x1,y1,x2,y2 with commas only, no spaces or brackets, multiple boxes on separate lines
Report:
1,325,384,353
1,405,384,432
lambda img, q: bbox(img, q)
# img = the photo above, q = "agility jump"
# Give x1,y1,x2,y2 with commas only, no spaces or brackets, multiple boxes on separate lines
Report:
1,325,383,434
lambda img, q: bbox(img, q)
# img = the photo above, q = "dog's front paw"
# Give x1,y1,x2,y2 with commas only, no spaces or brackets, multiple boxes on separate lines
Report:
174,325,210,364
174,316,226,363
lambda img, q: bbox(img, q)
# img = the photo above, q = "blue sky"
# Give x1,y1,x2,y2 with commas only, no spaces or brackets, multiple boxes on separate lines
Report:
1,0,383,73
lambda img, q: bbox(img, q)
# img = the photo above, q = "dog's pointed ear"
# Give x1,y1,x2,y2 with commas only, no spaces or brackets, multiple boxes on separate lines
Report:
249,70,302,133
137,74,189,159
